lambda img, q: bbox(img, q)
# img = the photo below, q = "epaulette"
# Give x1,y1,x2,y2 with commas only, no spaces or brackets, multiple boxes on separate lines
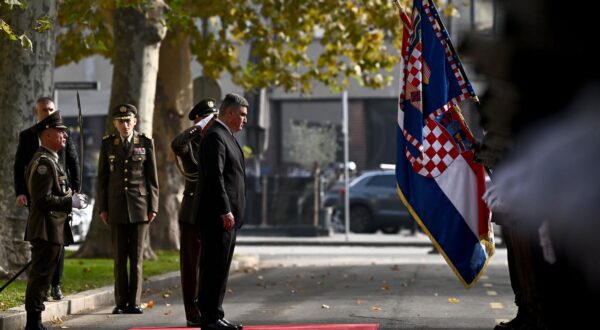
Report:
139,132,152,140
103,134,115,140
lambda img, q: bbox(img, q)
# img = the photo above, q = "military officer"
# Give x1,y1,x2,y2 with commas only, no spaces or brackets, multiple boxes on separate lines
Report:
97,104,159,315
171,98,218,327
24,111,88,330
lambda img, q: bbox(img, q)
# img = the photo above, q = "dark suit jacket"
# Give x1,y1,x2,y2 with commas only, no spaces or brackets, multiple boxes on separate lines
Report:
194,120,246,229
25,147,74,245
171,125,203,225
97,131,159,224
14,126,80,198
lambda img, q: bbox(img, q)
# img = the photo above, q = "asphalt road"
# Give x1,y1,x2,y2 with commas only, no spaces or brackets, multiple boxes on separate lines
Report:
57,246,514,330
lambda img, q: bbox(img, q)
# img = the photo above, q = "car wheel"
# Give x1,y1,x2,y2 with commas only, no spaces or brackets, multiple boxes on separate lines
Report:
381,226,400,234
350,206,375,233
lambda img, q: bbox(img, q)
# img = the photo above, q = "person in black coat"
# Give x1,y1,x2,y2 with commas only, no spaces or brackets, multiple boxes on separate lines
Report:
171,98,218,327
13,97,81,301
193,93,248,330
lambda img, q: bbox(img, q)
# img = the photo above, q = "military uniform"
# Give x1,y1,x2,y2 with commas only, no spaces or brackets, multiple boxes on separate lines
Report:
170,98,218,325
24,112,79,330
97,104,159,313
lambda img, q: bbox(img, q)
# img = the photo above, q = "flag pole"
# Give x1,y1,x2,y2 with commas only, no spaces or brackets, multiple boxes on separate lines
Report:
424,0,480,105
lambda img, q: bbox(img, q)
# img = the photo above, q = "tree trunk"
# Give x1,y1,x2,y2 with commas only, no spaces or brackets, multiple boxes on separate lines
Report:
76,2,166,259
150,27,192,250
0,1,57,277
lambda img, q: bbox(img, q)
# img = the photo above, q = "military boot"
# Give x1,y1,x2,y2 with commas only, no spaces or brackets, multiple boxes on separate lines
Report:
25,311,47,330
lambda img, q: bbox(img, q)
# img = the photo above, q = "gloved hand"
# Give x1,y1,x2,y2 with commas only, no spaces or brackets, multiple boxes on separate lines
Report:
482,185,505,212
72,193,89,209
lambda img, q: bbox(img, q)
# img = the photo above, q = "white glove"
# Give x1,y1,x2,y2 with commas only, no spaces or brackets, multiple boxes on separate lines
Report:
194,114,214,129
72,193,89,209
482,185,505,212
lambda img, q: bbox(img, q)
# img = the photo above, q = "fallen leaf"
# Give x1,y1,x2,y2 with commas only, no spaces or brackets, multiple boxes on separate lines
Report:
227,288,235,294
147,300,155,308
257,275,264,280
50,316,63,325
381,284,391,290
165,303,171,307
60,326,69,329
371,306,383,311
448,297,460,303
321,304,330,309
162,293,170,298
356,299,363,305
164,310,171,316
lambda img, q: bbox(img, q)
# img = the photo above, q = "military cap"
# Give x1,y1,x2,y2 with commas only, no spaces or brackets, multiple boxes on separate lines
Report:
112,103,138,119
33,111,67,132
189,98,218,120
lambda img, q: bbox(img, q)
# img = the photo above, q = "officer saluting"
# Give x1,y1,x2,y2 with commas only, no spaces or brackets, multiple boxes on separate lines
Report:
24,111,88,330
97,103,159,315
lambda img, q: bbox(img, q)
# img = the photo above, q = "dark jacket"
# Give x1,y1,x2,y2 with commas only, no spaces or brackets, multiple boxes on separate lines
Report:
25,147,74,245
14,126,80,198
97,131,159,224
171,125,203,224
193,120,246,229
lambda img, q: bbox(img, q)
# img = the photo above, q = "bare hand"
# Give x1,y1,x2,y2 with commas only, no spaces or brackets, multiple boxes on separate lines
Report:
100,211,109,225
221,212,235,231
16,195,28,207
148,212,157,223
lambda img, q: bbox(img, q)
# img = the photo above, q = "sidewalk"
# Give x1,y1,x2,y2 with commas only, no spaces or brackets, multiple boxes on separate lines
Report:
0,255,259,330
237,231,434,247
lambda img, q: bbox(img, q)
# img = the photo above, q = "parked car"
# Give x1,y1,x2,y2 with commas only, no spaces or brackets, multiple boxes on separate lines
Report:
329,170,414,234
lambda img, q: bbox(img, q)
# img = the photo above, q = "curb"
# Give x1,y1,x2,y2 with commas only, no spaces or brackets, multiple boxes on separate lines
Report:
0,254,259,330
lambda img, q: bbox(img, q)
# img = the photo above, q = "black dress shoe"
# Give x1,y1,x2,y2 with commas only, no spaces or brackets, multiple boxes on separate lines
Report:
112,305,126,314
186,316,203,327
202,319,238,330
51,285,64,300
126,305,144,314
220,318,243,330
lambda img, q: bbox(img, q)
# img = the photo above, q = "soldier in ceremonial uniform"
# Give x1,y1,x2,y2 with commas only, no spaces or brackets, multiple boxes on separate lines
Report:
97,104,159,315
14,96,80,301
171,98,218,327
24,111,88,330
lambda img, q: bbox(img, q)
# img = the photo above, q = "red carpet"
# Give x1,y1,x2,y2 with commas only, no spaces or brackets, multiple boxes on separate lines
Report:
131,324,378,330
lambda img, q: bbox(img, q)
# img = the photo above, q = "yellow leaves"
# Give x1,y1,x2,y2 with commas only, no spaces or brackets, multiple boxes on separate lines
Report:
371,305,383,311
448,297,461,303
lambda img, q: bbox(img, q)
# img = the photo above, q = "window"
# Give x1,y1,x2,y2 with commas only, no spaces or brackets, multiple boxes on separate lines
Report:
366,174,396,189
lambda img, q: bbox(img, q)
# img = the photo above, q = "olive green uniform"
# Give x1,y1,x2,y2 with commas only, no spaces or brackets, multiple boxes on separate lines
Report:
97,131,159,307
24,147,74,314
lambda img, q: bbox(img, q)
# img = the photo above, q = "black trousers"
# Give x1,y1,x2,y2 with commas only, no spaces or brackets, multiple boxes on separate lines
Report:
179,222,202,321
197,226,237,323
25,241,62,312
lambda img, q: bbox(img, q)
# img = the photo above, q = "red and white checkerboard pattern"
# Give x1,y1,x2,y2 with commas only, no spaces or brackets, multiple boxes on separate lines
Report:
403,111,460,178
406,42,423,91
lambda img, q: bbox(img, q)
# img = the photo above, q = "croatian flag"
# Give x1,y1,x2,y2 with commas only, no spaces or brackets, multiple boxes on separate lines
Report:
396,0,494,287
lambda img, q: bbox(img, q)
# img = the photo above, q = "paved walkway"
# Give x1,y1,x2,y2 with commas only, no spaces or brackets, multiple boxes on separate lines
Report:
0,255,259,330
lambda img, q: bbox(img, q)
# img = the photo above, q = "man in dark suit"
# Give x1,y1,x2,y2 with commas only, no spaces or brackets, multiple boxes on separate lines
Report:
13,96,81,301
171,98,218,327
24,111,88,330
97,104,159,315
194,93,248,330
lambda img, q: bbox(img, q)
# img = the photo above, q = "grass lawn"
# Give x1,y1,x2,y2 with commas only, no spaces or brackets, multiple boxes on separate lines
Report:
0,250,179,312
